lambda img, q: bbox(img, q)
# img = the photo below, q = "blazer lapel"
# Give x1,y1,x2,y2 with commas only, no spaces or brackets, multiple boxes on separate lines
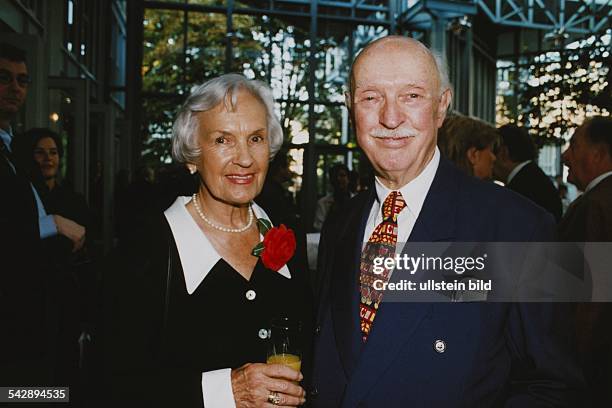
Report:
343,158,460,405
330,189,375,378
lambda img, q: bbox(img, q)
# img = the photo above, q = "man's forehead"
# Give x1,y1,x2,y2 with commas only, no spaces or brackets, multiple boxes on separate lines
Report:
352,45,438,88
0,58,28,73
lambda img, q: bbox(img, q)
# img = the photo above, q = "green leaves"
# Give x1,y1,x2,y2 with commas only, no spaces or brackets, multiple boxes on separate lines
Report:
251,242,265,257
251,218,272,257
257,218,272,235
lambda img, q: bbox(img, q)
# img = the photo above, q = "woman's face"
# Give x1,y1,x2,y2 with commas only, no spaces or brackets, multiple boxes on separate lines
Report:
469,144,496,180
33,137,60,180
194,90,270,206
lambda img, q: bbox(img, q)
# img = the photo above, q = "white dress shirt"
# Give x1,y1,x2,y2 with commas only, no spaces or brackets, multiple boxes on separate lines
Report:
585,170,612,193
163,196,291,408
506,160,531,185
363,147,440,252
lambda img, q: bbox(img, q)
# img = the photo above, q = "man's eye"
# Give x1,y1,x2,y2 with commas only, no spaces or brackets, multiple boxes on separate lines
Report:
215,136,227,144
409,93,421,99
361,95,378,102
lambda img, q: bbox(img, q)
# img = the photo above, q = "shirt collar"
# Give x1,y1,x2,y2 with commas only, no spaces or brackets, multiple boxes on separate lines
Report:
374,146,440,216
0,126,13,151
585,171,612,193
164,196,291,295
507,160,531,184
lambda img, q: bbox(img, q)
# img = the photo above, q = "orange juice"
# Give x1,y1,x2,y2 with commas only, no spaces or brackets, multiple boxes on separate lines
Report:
266,353,302,372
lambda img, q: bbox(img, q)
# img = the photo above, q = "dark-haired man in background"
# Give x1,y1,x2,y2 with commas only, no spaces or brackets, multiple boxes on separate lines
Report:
0,43,85,385
494,124,562,222
0,42,47,384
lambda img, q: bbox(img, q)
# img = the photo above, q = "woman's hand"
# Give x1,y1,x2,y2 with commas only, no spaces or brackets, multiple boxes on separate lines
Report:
231,363,306,407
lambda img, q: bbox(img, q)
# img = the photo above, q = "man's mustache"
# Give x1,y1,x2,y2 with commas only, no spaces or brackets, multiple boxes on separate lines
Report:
370,128,418,138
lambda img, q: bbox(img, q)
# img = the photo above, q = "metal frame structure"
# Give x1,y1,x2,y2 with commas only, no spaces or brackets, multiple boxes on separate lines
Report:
134,0,610,230
476,0,612,34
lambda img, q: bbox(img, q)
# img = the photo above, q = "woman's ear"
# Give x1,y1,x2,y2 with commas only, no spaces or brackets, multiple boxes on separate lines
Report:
466,146,479,166
186,163,197,174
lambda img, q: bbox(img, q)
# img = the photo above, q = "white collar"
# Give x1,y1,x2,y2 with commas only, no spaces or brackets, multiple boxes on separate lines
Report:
0,126,13,150
585,171,612,193
374,146,440,216
164,196,291,295
507,160,531,184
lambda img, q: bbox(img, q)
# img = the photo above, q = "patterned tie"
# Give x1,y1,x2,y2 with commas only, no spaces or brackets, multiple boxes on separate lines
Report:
359,191,407,341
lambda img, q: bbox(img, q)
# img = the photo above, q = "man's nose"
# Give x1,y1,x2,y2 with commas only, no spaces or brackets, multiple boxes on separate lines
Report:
379,99,406,129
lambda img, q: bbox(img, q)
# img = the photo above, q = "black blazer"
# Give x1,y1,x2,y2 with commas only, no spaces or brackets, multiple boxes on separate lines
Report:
106,206,313,407
508,161,563,222
311,158,584,407
0,145,47,385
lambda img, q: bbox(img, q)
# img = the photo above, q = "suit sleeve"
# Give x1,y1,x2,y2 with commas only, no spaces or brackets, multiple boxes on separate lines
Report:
504,214,586,407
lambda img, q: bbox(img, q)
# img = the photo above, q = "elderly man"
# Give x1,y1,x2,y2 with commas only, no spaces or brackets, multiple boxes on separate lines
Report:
310,36,582,407
559,116,612,240
559,116,612,407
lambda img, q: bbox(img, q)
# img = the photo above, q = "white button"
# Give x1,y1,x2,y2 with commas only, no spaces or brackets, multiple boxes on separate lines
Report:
258,329,269,339
434,339,446,353
246,290,256,301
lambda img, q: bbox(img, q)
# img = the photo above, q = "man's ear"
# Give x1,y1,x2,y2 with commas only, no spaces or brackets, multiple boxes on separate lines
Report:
345,91,354,128
345,92,352,111
466,146,479,165
435,89,453,128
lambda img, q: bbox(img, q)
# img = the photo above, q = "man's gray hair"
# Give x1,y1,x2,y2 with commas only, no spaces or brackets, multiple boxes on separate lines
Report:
172,73,283,164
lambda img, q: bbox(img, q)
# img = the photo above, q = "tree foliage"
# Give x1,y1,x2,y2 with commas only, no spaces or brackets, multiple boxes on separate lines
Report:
514,32,610,146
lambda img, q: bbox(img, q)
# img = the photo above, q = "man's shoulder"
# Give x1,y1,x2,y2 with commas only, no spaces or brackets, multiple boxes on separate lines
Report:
448,165,554,239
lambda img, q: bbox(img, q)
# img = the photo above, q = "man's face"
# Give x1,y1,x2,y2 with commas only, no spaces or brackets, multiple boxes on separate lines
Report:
349,40,450,187
0,58,28,116
562,124,596,191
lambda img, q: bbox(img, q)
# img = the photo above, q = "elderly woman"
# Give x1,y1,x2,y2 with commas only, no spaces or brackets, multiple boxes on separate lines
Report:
110,74,312,407
437,113,499,180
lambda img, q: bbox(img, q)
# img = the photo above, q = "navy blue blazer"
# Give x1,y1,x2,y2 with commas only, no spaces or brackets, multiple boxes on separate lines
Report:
311,158,584,407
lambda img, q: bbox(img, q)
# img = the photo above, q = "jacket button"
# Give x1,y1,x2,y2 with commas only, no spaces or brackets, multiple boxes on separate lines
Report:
314,325,321,335
245,289,256,301
258,328,269,339
310,387,319,398
434,339,446,353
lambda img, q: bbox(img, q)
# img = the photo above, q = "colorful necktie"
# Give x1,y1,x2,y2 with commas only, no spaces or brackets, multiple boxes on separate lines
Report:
359,190,407,341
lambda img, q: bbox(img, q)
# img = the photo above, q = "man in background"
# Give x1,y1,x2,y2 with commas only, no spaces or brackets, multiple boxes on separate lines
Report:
559,116,612,407
0,42,85,385
494,124,562,222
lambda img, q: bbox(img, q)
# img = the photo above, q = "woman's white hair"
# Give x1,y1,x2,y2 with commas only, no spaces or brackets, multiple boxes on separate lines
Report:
171,73,283,164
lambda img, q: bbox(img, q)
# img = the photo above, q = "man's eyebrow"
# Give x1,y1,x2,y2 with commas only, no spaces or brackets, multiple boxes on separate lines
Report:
354,81,426,90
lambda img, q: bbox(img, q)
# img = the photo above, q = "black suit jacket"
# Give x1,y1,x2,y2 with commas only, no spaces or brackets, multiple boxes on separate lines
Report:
508,161,562,222
558,175,612,407
311,158,584,407
0,144,47,385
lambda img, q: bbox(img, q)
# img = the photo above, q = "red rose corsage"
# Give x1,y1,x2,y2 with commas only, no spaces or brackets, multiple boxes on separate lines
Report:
251,218,296,271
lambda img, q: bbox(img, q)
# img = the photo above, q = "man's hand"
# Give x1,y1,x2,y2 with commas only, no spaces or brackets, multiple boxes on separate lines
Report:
53,215,86,252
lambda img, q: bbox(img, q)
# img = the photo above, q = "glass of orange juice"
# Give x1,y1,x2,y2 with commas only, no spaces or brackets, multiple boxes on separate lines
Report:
266,317,302,377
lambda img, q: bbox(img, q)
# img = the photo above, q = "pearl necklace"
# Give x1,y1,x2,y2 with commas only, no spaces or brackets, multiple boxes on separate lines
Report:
192,193,254,233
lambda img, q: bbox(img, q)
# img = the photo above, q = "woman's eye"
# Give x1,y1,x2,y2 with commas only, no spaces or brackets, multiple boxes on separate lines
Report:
251,135,263,143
